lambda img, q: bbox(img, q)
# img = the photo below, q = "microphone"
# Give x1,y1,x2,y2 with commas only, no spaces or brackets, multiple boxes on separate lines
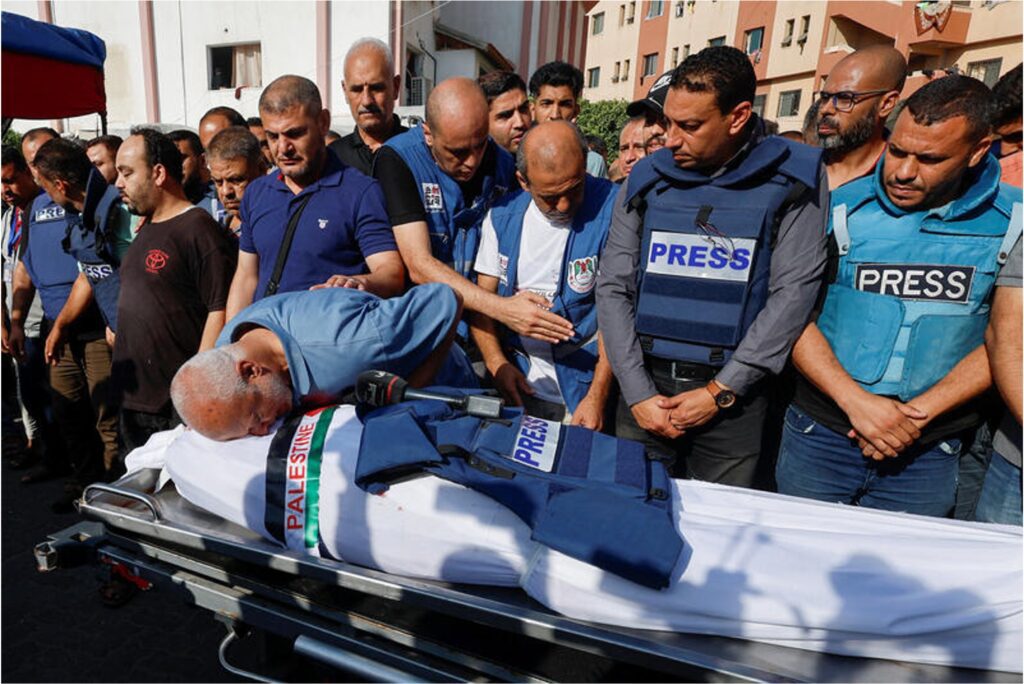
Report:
355,370,504,419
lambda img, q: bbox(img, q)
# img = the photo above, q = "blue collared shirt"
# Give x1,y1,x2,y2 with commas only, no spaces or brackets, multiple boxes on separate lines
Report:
239,150,397,299
217,283,469,406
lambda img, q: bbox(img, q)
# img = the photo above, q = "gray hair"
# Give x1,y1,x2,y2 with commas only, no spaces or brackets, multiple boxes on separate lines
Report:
515,122,589,184
259,75,323,116
206,126,263,168
170,346,246,428
345,37,395,76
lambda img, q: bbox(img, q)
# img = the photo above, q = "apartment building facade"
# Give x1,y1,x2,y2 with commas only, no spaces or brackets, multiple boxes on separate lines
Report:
584,0,1022,132
7,0,591,137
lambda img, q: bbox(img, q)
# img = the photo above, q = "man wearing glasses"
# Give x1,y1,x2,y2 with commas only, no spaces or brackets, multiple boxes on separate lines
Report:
813,46,907,190
596,47,828,487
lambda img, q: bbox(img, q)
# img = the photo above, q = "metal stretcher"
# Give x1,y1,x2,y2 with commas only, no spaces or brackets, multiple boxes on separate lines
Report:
36,470,1016,683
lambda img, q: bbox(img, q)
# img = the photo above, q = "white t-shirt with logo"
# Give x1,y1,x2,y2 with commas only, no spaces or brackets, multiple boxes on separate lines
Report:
475,201,571,404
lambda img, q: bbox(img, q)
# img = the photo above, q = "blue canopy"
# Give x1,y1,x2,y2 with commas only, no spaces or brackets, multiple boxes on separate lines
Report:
1,11,106,68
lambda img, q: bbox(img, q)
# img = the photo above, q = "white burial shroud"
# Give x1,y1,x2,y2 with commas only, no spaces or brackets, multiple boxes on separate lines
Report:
126,406,1023,673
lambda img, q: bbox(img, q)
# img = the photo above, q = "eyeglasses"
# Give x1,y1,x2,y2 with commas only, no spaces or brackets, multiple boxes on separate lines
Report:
814,89,892,113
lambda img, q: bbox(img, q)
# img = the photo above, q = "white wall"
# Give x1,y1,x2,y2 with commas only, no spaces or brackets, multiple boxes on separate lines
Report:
438,0,524,68
436,49,480,83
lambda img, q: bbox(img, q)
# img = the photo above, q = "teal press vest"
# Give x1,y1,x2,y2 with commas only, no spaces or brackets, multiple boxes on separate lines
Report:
818,155,1022,401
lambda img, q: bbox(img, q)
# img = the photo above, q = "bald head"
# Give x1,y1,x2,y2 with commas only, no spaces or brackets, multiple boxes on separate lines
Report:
828,45,907,93
422,77,491,183
425,77,489,135
259,75,323,117
515,121,588,222
517,120,587,183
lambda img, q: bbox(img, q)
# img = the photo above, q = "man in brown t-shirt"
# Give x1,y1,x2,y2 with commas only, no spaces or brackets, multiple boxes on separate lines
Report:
113,128,236,451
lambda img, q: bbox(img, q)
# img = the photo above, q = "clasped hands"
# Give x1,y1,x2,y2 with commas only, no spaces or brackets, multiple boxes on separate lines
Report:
842,390,930,461
631,386,719,440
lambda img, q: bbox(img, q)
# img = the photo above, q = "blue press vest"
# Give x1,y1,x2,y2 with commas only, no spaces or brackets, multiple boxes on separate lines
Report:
62,168,124,330
354,397,682,589
818,154,1023,401
23,192,79,321
626,135,821,366
490,176,617,412
385,127,516,279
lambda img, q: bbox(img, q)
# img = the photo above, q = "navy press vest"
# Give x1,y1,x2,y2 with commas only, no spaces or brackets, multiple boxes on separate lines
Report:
23,192,79,321
490,175,616,412
627,136,821,366
818,155,1022,401
354,397,683,589
62,168,125,330
385,127,516,280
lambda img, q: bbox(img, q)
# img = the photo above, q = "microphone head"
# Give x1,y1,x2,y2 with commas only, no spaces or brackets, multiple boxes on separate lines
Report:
355,370,408,407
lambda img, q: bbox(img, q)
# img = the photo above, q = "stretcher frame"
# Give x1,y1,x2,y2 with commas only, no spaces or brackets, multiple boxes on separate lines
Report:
37,469,1018,683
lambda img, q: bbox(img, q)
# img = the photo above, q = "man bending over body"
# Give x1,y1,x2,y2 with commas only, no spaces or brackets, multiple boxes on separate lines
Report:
172,283,468,440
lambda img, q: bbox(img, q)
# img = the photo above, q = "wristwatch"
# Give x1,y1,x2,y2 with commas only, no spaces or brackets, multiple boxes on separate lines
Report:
705,379,736,409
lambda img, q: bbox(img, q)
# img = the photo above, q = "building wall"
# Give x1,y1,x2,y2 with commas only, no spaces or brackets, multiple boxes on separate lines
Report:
633,0,670,99
438,0,525,69
734,1,776,82
663,0,741,71
764,1,824,81
583,0,640,102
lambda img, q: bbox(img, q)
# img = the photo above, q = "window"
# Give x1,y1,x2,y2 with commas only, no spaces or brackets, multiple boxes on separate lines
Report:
642,53,658,78
968,58,1002,87
777,89,802,117
752,94,766,117
208,43,262,89
619,4,625,25
745,27,764,54
646,0,664,18
592,12,605,35
623,59,631,81
683,44,690,59
587,67,601,88
613,61,621,82
708,36,726,47
671,47,680,68
798,15,810,43
781,18,794,46
626,1,636,23
674,1,686,17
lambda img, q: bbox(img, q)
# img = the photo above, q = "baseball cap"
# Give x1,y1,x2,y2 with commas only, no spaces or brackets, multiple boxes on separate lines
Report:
626,71,673,117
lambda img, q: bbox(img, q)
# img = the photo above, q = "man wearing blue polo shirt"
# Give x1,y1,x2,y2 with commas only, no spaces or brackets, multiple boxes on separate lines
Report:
225,75,404,320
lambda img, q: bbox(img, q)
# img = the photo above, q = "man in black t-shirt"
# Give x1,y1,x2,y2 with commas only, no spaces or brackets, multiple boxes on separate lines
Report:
113,128,236,451
328,37,407,176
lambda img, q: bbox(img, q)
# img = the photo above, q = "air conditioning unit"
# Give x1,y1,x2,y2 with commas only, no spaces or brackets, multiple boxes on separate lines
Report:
797,32,808,44
408,76,433,107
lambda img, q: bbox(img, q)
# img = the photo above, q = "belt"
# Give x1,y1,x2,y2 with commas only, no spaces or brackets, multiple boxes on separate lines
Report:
644,356,717,383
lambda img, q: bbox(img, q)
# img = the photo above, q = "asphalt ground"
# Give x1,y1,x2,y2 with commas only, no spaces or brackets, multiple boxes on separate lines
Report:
1,457,242,682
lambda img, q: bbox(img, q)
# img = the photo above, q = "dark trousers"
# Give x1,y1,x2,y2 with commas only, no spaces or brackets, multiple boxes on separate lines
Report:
121,406,181,455
48,333,119,483
615,359,768,487
17,335,67,469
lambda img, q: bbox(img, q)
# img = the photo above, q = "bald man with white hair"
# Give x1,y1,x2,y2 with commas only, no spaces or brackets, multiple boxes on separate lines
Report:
330,37,407,176
373,77,577,346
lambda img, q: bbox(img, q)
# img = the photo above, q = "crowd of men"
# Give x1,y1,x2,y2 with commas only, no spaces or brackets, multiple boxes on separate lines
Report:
2,38,1021,530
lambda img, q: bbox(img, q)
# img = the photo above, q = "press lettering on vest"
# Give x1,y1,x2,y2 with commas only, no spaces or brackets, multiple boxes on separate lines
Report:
646,231,756,283
510,415,561,472
34,206,65,222
285,419,317,534
82,263,113,280
855,264,975,304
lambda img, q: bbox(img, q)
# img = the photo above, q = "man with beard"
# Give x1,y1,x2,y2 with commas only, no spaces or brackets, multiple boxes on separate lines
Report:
992,64,1022,188
814,46,906,189
247,117,276,169
329,38,407,176
777,76,1022,517
113,128,236,450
